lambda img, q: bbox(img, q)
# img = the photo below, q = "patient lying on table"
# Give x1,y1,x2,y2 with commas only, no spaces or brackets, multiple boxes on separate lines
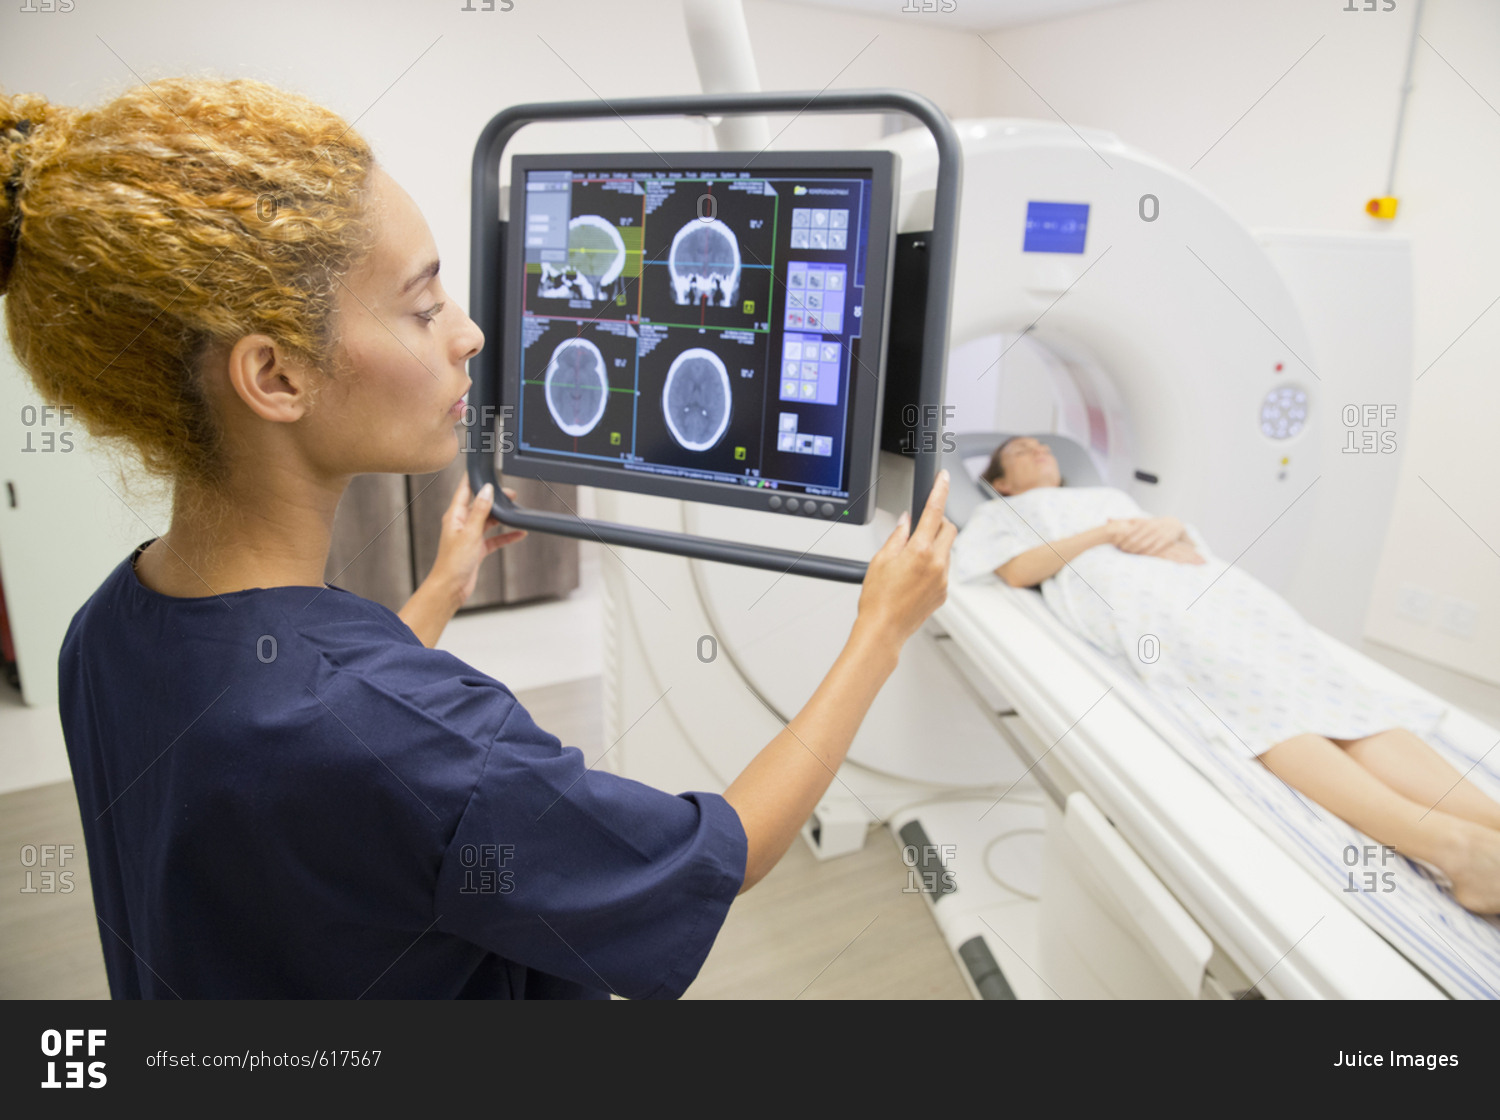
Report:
950,436,1500,914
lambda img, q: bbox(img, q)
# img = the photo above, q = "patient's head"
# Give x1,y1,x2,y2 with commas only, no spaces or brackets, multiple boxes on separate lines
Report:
982,436,1061,496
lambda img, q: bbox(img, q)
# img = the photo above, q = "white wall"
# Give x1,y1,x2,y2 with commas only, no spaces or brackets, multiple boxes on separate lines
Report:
0,0,978,785
972,0,1500,684
1,0,982,346
6,0,1495,692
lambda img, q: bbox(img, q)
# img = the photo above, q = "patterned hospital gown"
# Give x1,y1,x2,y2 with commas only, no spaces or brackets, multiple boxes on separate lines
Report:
949,485,1446,755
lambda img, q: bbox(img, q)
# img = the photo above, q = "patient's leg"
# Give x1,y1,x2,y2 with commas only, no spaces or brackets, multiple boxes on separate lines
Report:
1329,728,1500,831
1260,732,1500,914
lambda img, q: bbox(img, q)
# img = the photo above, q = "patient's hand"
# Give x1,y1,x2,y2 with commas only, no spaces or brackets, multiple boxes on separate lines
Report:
1156,541,1205,565
1104,517,1144,546
1114,516,1189,557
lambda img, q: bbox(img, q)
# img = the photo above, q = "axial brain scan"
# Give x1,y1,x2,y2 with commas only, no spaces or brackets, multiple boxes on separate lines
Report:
544,338,609,437
662,348,731,451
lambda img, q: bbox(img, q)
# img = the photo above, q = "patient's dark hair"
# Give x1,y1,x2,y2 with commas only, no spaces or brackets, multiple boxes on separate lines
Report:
981,437,1019,490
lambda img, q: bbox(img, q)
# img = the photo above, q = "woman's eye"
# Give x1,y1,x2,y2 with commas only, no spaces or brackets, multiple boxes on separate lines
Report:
416,302,445,323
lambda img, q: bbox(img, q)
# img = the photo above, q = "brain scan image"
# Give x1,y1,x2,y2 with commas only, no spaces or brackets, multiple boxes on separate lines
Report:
661,349,731,451
544,338,610,438
668,218,741,308
539,215,626,301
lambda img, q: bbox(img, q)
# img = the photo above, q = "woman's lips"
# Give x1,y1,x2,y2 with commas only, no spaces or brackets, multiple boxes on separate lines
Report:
449,396,466,419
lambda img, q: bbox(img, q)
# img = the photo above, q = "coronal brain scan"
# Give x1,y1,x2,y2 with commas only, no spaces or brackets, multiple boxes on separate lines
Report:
544,337,609,437
662,348,731,451
539,215,626,300
668,218,741,308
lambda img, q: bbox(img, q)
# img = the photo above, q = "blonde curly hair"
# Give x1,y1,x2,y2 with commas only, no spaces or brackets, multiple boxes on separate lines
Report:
1,77,376,498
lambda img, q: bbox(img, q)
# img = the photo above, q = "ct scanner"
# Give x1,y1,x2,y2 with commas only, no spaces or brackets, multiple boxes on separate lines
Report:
590,120,1500,999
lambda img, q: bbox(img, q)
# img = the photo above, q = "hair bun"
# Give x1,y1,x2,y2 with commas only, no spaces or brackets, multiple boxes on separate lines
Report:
2,91,75,294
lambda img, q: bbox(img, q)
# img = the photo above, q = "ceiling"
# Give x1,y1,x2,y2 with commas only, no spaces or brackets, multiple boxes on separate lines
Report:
767,0,1141,32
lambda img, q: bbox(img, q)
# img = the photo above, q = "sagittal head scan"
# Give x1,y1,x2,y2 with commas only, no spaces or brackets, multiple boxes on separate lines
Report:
538,215,626,301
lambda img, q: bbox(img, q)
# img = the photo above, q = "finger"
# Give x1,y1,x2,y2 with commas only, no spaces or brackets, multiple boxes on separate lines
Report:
464,483,495,536
485,529,527,553
500,486,518,503
880,509,912,555
447,474,473,518
910,470,951,546
936,517,958,556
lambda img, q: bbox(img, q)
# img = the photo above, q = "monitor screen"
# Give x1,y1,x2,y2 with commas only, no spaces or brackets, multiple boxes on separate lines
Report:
1023,200,1089,254
498,150,898,524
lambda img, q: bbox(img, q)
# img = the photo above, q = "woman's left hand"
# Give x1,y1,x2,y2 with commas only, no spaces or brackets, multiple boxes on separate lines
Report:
430,476,528,606
398,478,527,647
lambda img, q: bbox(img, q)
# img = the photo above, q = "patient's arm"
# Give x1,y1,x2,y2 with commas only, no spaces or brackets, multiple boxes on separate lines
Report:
995,522,1123,588
996,519,1202,587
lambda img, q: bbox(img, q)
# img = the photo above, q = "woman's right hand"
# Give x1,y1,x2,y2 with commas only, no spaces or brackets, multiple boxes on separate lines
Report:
855,470,957,648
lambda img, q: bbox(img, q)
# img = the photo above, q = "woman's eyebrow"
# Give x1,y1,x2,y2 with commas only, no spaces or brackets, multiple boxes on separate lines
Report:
400,259,441,295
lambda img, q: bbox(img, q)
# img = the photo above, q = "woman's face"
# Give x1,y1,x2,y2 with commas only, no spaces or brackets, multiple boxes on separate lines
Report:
993,436,1061,495
296,166,484,479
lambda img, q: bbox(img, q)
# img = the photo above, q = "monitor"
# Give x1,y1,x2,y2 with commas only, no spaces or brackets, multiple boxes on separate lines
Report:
498,150,899,524
1023,200,1089,254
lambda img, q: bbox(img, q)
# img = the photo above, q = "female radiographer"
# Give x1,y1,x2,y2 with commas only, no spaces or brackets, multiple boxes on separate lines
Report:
0,79,955,998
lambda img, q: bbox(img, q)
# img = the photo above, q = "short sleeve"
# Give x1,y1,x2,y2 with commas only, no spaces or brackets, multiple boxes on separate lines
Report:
434,701,746,1000
949,500,1039,584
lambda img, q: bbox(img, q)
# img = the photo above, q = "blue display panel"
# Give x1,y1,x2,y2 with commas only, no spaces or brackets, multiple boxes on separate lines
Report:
513,165,877,503
1023,201,1090,254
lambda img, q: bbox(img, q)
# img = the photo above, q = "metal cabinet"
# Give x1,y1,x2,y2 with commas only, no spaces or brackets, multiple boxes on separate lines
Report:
325,455,579,614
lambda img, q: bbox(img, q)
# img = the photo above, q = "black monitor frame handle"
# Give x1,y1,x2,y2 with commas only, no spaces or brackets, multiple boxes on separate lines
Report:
467,89,961,585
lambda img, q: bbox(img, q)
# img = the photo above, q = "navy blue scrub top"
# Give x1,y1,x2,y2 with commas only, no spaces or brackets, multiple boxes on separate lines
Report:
57,542,747,999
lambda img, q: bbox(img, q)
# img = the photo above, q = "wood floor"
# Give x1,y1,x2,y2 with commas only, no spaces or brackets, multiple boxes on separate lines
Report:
0,675,970,1001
